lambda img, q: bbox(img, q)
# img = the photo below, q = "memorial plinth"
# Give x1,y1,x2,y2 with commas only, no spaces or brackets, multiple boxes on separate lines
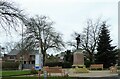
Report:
73,49,84,65
72,49,89,73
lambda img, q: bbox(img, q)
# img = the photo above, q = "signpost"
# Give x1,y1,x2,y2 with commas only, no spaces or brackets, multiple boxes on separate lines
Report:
35,54,41,70
35,48,43,79
35,48,43,70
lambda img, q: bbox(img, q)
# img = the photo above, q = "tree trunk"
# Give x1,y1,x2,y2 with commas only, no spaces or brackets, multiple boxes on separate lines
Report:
89,52,95,64
42,52,46,66
40,38,45,66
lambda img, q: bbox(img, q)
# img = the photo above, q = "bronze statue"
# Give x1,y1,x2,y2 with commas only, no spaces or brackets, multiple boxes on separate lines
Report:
76,35,80,49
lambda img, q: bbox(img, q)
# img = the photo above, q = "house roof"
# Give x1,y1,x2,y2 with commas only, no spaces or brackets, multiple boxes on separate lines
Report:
29,50,39,55
8,49,20,55
8,49,39,55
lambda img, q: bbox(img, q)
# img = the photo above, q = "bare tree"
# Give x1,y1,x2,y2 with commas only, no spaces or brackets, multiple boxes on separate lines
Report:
0,1,27,31
0,1,28,57
3,41,26,53
4,42,16,53
81,19,102,63
68,19,102,63
24,15,65,65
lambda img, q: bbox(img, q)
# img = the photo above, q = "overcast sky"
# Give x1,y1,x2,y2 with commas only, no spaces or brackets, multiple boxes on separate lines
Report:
0,0,119,53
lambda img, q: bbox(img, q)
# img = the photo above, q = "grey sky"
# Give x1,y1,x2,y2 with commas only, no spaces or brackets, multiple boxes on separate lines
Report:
0,0,119,51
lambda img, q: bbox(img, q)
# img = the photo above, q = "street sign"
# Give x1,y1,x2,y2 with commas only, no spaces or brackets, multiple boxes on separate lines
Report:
35,53,43,70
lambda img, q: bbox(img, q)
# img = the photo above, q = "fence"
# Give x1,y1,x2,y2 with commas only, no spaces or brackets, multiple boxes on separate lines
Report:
22,64,34,69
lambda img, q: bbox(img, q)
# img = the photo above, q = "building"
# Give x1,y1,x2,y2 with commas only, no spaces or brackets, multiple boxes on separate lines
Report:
3,49,39,69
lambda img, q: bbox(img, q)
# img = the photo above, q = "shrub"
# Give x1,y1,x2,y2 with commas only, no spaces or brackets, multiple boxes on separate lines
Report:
2,61,20,70
45,62,72,68
62,62,72,68
30,69,38,74
84,60,91,68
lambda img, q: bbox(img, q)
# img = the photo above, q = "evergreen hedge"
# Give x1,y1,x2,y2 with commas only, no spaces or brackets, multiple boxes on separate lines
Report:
2,61,20,70
45,62,72,68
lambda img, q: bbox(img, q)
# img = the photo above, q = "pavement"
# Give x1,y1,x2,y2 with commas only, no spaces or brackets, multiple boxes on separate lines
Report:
68,70,118,77
21,69,119,78
46,69,118,77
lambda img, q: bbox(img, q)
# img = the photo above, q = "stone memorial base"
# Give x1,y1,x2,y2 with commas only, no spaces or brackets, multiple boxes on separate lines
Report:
72,64,89,73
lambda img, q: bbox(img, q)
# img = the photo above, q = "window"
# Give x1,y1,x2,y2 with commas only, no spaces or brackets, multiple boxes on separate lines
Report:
24,61,26,64
32,61,35,64
30,55,35,60
10,56,14,59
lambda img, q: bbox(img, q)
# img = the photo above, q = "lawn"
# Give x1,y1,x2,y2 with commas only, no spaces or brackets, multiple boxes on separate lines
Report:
2,70,31,77
1,70,89,79
1,76,77,79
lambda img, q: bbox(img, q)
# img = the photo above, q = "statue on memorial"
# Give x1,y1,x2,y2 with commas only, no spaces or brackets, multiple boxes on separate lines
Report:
76,35,80,49
72,34,89,73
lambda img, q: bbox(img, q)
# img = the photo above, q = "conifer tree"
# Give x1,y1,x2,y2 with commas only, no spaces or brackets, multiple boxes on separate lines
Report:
96,22,117,68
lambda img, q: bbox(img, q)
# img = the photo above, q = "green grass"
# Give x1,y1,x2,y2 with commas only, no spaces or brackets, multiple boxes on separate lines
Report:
1,70,89,79
1,76,75,79
2,70,31,77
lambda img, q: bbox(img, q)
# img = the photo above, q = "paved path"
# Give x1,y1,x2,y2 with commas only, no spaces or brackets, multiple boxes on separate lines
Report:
47,70,118,77
21,69,118,78
68,70,118,77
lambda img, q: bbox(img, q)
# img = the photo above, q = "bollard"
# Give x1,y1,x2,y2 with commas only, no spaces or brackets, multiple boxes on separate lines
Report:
38,69,41,79
44,71,47,79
